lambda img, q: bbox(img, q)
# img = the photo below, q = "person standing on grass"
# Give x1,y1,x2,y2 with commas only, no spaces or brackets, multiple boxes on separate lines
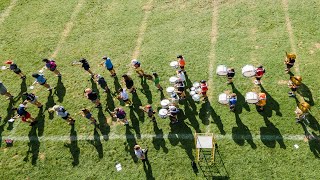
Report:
176,70,186,82
42,59,61,77
152,72,163,91
79,58,94,78
256,93,267,112
254,65,265,85
84,88,102,108
168,105,179,124
122,74,136,93
23,92,43,108
131,59,145,77
111,107,129,125
0,81,14,100
284,52,296,73
134,144,148,161
100,56,116,77
139,104,156,122
48,105,75,125
177,55,186,74
32,73,52,91
117,88,133,106
226,68,235,84
229,93,237,112
12,104,37,126
174,80,186,100
94,74,110,93
80,108,97,125
200,80,208,101
288,76,302,97
5,60,26,79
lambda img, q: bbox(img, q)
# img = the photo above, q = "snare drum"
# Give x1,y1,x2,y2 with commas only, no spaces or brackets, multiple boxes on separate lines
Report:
218,93,229,104
160,99,170,108
170,61,178,69
242,65,256,77
245,92,258,104
158,109,168,119
192,94,201,102
216,65,228,76
190,87,195,91
169,76,178,84
190,91,196,96
166,87,175,95
193,82,200,88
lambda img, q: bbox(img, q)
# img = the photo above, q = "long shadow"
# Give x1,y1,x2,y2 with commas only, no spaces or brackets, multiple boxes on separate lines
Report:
260,116,286,149
184,100,201,133
152,122,168,153
5,99,14,131
143,160,155,180
199,101,225,135
132,93,144,122
35,107,45,137
259,86,282,117
87,128,103,159
90,78,100,99
106,91,115,110
113,76,121,92
124,125,138,162
13,78,27,102
185,90,198,114
308,132,320,158
54,76,66,103
64,125,80,166
298,83,314,106
140,77,152,104
45,90,55,119
97,108,110,141
306,114,320,132
24,126,40,165
129,108,141,139
169,121,195,161
232,113,257,149
231,83,250,113
185,73,192,89
159,90,165,100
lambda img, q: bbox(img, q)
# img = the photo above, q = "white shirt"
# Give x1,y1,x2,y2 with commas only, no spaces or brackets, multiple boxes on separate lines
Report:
56,106,68,118
134,149,144,158
177,72,185,82
120,89,129,100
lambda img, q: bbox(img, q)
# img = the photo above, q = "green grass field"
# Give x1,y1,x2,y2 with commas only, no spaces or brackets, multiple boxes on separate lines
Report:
0,0,320,179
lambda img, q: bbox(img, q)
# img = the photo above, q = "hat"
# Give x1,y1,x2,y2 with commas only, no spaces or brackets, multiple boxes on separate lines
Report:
5,60,13,64
85,88,92,94
177,55,183,59
131,59,138,65
200,80,206,83
102,56,108,59
134,145,141,150
19,104,25,108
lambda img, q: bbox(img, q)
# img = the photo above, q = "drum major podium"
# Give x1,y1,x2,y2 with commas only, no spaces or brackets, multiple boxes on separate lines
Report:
195,133,216,162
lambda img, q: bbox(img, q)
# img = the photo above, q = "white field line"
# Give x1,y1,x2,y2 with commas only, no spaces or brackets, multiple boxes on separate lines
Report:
206,0,219,133
51,0,86,58
282,0,299,74
0,0,18,25
2,133,306,141
127,0,153,74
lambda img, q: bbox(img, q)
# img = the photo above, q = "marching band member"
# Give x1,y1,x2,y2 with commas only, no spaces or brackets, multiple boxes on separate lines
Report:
288,76,302,97
284,52,296,73
256,92,266,111
254,65,265,85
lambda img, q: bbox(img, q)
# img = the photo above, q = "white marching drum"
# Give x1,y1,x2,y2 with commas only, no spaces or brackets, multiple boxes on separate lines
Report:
216,65,228,76
158,109,168,119
190,87,195,91
170,61,178,69
166,87,175,95
160,99,170,109
169,76,178,84
242,65,256,77
218,93,229,105
193,82,200,88
190,91,196,96
192,94,201,102
245,92,258,104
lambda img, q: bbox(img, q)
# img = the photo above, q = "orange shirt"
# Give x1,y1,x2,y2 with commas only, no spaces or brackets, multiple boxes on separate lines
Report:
178,59,185,66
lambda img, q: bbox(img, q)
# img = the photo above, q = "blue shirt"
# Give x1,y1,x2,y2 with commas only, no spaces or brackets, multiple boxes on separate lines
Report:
229,98,237,105
36,75,46,84
104,58,113,69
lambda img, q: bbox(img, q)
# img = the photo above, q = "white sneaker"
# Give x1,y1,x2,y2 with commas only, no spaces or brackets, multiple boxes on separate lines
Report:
254,80,260,85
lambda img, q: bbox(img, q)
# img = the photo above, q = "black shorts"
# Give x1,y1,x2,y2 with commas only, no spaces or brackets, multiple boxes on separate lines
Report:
227,76,233,79
180,66,184,69
126,85,133,89
13,68,21,74
39,80,47,85
256,77,261,80
62,113,70,120
286,64,293,69
107,66,114,71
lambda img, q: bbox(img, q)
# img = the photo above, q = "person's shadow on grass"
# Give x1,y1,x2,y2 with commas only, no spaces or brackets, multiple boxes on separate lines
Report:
199,101,225,135
97,108,110,141
5,99,14,131
184,100,201,133
259,86,282,117
300,123,320,158
106,91,115,111
90,78,100,99
113,76,121,92
232,113,257,149
231,83,250,113
140,77,152,104
24,126,40,165
298,83,314,106
132,93,144,122
35,106,45,137
129,108,141,139
143,160,155,180
45,90,55,120
13,78,27,102
259,116,286,149
152,122,168,153
87,127,103,159
54,76,66,103
124,125,138,162
64,125,80,166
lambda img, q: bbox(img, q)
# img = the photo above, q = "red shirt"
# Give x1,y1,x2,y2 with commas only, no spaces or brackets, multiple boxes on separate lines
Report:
201,83,208,92
256,68,265,76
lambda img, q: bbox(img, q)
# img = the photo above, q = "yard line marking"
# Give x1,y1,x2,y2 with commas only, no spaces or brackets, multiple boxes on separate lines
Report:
206,0,219,133
0,0,18,26
2,133,306,141
51,0,86,58
127,0,153,74
282,0,300,74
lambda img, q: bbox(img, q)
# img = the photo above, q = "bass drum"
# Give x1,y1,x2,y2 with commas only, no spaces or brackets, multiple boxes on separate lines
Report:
192,94,201,102
242,65,256,77
218,93,229,104
170,61,178,69
216,65,228,76
245,92,258,104
158,109,168,119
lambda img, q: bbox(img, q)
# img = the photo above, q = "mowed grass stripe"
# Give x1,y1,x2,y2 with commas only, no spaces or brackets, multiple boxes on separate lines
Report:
0,0,17,25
